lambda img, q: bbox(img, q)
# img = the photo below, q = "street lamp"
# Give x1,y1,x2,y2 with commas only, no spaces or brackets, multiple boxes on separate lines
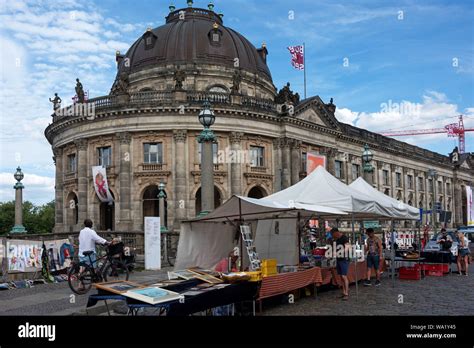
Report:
362,144,374,184
197,100,216,214
11,167,27,234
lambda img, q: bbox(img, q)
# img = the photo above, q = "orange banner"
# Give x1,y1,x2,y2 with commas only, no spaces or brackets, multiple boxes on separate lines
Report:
307,153,326,174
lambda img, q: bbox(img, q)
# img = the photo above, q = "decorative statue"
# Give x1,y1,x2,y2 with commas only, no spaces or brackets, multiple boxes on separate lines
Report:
230,69,242,94
110,72,129,95
275,82,299,105
173,65,186,90
49,93,62,111
75,78,85,103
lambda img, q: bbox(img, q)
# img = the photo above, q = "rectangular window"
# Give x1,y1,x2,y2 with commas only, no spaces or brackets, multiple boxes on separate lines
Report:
301,152,307,173
143,143,163,164
437,181,442,193
407,175,413,190
418,177,424,191
446,182,451,195
396,172,402,187
250,146,265,167
335,160,343,179
351,164,360,180
383,170,389,186
67,154,76,173
198,143,218,164
428,179,433,193
97,146,112,167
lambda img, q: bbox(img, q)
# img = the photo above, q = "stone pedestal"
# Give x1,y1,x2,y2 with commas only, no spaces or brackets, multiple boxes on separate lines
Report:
230,94,242,105
173,90,187,102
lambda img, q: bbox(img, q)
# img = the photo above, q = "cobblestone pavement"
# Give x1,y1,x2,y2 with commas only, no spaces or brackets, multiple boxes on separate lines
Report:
263,264,474,316
0,267,173,315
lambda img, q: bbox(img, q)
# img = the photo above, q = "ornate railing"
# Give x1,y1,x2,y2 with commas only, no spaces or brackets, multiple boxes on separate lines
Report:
242,96,277,111
187,91,230,104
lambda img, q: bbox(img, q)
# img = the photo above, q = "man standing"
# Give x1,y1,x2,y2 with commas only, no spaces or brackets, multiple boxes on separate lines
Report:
364,228,383,286
330,228,350,301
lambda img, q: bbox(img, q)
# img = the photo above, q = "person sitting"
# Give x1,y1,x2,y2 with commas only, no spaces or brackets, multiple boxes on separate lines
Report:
214,249,239,273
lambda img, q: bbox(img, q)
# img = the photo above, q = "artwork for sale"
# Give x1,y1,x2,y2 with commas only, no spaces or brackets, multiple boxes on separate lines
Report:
7,240,43,272
94,281,144,295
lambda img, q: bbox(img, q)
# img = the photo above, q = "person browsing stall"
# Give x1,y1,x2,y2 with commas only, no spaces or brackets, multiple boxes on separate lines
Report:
457,232,470,276
436,228,453,252
330,228,350,301
79,219,110,265
363,228,383,287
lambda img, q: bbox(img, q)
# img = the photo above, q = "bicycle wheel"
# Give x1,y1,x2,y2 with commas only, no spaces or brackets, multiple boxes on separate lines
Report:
103,260,129,282
68,263,94,295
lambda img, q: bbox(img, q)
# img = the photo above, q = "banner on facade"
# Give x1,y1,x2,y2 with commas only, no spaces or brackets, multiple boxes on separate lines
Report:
92,166,114,203
307,153,326,174
467,186,474,226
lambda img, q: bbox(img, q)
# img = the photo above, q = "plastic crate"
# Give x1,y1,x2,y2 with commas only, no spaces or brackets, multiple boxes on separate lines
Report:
422,264,449,273
261,259,277,276
426,270,444,277
399,266,421,280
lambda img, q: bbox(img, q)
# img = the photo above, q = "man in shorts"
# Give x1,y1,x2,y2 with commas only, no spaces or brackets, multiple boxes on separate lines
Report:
363,228,383,286
331,228,350,300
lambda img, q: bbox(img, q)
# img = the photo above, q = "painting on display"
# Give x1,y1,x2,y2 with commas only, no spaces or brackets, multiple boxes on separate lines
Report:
7,240,43,272
94,281,145,295
123,286,183,305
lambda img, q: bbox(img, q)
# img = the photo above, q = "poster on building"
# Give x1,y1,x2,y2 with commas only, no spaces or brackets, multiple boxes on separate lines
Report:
467,186,474,226
92,166,114,203
7,240,43,272
307,153,326,174
144,217,161,270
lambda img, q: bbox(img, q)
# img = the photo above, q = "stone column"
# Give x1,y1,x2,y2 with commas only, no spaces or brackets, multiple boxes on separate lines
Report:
173,130,187,229
321,146,337,176
229,132,244,196
281,138,292,189
75,139,88,229
53,147,64,232
272,138,282,192
453,176,463,226
291,140,301,185
116,132,132,231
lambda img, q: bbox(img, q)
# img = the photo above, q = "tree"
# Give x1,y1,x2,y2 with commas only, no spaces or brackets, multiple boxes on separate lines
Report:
0,200,55,235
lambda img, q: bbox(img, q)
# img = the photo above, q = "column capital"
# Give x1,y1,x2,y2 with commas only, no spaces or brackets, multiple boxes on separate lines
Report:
291,139,302,150
52,147,63,157
273,137,282,149
74,139,88,151
173,130,187,143
320,146,337,157
116,132,132,144
229,132,244,144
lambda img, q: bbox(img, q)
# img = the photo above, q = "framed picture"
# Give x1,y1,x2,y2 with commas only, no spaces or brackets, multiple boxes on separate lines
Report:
94,281,144,295
168,269,197,280
123,286,183,305
187,270,223,284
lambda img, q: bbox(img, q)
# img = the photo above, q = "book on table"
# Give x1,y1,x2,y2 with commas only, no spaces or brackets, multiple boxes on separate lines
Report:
123,286,183,305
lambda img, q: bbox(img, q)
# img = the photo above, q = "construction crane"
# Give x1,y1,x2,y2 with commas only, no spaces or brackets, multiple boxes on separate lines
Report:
379,115,474,153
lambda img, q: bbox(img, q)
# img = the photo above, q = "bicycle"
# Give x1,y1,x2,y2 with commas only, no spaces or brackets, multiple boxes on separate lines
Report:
162,232,178,267
68,242,130,295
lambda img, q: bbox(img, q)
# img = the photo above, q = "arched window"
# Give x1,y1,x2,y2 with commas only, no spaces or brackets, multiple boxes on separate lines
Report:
247,186,268,199
142,185,167,227
207,85,228,93
195,186,222,215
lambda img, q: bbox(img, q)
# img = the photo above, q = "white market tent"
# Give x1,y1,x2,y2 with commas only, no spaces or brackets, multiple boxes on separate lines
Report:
349,177,419,220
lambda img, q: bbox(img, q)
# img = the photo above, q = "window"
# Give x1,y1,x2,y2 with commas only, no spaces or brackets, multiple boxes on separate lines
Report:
335,160,343,179
446,182,451,195
143,143,163,164
407,175,413,190
437,181,442,193
301,152,307,173
351,164,360,180
418,177,424,191
67,154,76,173
250,146,265,167
383,170,389,185
208,86,228,93
198,143,218,164
98,146,112,167
396,172,402,187
428,179,433,193
212,33,220,42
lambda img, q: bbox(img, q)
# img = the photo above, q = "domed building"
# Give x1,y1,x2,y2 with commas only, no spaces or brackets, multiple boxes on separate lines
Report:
45,2,473,235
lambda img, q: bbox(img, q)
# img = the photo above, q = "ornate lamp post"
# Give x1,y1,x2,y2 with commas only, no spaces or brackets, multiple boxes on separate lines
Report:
197,100,216,214
10,167,27,234
158,182,167,232
362,144,374,185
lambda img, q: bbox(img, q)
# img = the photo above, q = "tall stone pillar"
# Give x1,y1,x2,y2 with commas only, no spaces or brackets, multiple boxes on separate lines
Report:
229,132,244,196
173,130,187,229
53,147,64,232
116,132,132,231
291,140,301,185
272,138,282,192
281,138,292,189
75,139,88,229
453,176,463,226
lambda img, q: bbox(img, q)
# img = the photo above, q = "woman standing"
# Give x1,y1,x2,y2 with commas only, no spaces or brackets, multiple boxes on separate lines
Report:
457,232,470,276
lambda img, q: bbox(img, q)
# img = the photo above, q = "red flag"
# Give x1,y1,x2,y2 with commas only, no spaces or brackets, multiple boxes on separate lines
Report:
288,45,304,70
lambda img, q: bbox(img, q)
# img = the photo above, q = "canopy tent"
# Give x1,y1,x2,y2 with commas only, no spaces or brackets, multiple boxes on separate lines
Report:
263,166,394,219
349,177,419,220
175,195,348,270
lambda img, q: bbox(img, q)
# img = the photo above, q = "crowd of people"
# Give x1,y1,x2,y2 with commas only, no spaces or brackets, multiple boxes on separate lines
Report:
436,228,471,276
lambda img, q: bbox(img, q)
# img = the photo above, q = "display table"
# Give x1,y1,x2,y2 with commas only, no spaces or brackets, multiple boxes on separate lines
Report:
318,260,385,287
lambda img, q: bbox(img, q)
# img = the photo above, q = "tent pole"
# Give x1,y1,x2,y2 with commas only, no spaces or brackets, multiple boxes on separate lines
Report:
297,212,301,265
391,219,395,288
239,198,243,272
351,214,358,300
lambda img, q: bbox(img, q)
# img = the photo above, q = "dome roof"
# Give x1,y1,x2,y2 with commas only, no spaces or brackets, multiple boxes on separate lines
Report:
118,7,272,81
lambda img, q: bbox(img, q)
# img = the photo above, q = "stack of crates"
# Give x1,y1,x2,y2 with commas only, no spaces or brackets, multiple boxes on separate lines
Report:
399,264,421,280
422,264,448,277
261,259,277,277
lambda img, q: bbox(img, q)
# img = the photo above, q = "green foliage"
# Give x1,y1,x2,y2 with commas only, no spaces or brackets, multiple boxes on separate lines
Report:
0,200,55,235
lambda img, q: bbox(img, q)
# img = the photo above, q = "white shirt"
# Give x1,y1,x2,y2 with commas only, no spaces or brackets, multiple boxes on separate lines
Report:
79,227,107,256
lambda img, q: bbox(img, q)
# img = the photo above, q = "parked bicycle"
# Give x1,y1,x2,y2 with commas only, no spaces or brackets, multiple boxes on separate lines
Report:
68,241,129,295
162,232,177,267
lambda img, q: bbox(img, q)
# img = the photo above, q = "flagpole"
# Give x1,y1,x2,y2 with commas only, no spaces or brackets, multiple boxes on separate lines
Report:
303,42,307,100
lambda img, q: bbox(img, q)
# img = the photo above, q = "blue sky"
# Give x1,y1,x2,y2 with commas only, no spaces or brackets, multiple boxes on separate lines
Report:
0,0,473,204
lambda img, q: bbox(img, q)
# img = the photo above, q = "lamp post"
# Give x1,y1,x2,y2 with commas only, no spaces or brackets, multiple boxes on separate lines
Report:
197,100,216,214
10,167,27,234
157,181,168,261
362,144,374,185
428,168,438,235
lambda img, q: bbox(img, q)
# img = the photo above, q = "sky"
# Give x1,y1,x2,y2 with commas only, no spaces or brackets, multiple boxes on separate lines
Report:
0,0,473,205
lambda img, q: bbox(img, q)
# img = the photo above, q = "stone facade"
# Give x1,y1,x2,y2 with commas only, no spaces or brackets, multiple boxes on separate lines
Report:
44,7,474,233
